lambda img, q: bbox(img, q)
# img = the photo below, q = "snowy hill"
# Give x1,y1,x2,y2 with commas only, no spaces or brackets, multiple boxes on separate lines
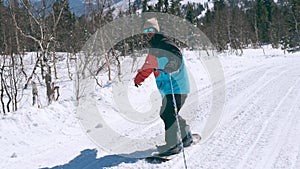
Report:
112,0,212,15
1,47,300,169
71,0,212,16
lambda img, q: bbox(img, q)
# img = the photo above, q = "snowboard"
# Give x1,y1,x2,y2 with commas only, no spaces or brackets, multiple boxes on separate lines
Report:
145,134,201,163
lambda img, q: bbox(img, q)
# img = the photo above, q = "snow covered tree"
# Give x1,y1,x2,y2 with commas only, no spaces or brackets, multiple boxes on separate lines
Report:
155,0,163,12
133,0,142,9
163,0,169,13
142,0,148,12
170,0,182,17
185,2,195,24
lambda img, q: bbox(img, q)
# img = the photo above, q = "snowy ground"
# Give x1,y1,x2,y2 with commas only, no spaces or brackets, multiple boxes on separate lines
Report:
1,47,300,169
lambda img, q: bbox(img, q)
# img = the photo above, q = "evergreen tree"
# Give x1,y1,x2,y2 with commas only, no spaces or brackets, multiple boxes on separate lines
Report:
277,0,289,7
72,15,91,53
0,0,4,53
142,0,148,12
155,0,163,12
148,5,155,12
281,0,300,51
185,2,195,24
212,0,229,50
164,0,169,13
194,3,205,17
269,2,285,47
133,0,142,9
255,0,273,43
104,6,115,23
52,0,76,52
170,0,181,16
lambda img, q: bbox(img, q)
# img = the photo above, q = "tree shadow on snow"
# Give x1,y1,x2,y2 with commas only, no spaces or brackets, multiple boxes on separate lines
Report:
41,148,156,169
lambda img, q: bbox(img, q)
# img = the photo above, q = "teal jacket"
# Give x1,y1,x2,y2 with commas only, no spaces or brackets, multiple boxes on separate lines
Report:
155,57,190,97
134,33,190,98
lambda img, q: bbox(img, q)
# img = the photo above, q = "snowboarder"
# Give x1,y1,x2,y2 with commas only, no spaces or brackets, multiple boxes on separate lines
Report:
134,18,193,156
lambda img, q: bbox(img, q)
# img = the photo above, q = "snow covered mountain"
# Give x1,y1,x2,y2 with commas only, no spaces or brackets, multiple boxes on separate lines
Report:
30,0,209,16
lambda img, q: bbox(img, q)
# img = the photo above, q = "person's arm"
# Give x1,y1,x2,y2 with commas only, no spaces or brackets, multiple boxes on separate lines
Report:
164,43,182,73
154,37,183,73
134,53,159,85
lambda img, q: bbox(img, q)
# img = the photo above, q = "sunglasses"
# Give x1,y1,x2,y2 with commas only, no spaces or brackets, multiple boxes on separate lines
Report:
143,27,156,33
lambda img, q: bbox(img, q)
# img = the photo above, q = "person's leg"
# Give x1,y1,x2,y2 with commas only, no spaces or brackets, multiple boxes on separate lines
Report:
158,95,181,154
175,94,193,147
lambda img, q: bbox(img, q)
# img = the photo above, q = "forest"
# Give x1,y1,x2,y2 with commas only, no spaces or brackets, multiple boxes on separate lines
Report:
0,0,299,54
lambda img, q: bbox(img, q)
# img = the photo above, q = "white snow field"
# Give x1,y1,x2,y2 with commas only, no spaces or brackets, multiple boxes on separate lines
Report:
1,47,300,169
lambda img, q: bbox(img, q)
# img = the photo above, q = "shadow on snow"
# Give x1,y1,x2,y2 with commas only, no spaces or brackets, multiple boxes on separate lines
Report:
41,148,156,169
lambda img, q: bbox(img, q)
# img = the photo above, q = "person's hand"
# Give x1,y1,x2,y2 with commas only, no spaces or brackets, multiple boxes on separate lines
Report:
135,83,142,88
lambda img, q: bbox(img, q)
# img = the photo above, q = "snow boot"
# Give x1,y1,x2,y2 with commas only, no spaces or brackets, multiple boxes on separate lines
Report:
181,126,193,147
156,126,181,156
156,143,182,156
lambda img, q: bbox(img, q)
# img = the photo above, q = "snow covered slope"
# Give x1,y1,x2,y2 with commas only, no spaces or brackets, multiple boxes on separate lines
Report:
1,47,300,169
112,0,213,17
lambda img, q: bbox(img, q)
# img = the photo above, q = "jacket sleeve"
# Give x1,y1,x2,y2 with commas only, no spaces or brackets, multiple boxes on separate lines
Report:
164,43,182,73
134,53,160,85
150,37,183,73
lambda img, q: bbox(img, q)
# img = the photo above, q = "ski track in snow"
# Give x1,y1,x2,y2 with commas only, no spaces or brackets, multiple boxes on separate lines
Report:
107,55,300,169
179,58,300,169
1,50,300,169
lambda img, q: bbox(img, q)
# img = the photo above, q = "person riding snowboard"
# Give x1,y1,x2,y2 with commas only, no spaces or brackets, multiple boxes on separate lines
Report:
134,18,193,156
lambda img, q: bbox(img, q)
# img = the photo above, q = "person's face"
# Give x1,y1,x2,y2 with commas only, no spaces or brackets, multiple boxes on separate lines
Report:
146,32,155,39
143,27,156,40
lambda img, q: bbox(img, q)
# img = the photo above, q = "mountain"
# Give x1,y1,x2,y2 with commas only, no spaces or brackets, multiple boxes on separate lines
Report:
62,0,211,16
69,0,123,15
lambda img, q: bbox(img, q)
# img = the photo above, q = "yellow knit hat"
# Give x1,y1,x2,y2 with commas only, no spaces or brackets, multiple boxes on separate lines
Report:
143,18,160,32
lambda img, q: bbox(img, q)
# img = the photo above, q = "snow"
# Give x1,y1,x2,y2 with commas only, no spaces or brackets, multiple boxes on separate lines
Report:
112,0,212,17
181,0,210,5
1,47,300,169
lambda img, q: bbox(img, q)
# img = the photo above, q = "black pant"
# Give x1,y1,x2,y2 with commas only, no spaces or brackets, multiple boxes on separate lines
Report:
160,94,189,146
